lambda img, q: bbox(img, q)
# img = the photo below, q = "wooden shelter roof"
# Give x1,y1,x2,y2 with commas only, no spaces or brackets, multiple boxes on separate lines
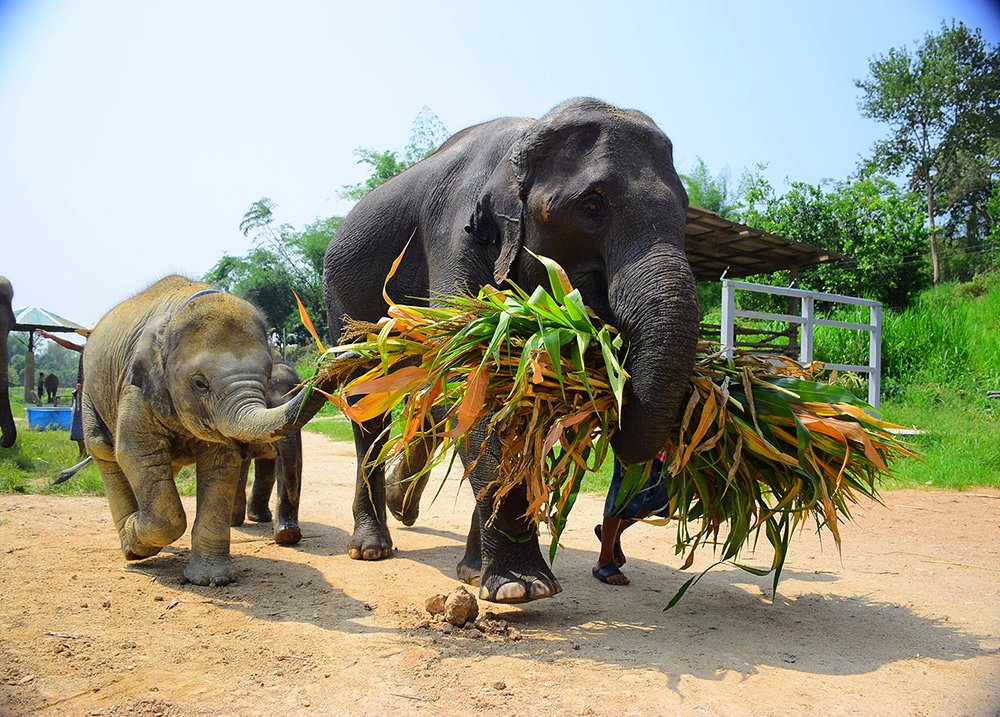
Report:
685,205,841,281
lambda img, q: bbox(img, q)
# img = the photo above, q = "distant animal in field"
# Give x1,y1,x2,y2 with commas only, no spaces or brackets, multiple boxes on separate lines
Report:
44,373,59,404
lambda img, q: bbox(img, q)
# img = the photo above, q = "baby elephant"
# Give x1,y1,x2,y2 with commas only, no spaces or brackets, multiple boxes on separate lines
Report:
231,363,304,545
44,373,59,404
83,276,306,586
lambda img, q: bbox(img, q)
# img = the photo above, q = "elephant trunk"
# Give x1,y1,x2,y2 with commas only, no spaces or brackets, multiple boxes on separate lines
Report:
0,329,14,448
607,241,699,465
214,363,348,444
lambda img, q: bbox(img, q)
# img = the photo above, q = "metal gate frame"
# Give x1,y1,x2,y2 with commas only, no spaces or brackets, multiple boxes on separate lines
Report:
720,280,883,409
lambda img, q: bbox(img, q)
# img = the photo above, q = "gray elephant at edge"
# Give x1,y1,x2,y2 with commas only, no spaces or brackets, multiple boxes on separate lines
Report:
230,362,304,546
82,276,316,586
321,97,700,604
0,276,15,448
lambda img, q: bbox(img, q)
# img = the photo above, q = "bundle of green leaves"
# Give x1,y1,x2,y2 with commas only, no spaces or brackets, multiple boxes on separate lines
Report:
303,251,917,603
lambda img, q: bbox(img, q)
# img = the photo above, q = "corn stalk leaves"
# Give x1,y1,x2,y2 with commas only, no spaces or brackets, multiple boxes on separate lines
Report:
293,289,326,353
302,254,919,608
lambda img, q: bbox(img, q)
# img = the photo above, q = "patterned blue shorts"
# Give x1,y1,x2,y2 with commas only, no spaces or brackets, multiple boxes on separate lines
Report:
603,458,670,519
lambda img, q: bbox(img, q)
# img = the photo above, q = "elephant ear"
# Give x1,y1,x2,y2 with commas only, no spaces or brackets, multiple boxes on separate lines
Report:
465,137,537,284
126,311,173,421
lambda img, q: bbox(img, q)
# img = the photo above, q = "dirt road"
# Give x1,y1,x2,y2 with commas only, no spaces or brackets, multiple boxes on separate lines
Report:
1,431,998,716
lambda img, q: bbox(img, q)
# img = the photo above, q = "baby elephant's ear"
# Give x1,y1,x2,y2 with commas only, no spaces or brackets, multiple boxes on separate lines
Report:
126,311,172,420
465,152,524,284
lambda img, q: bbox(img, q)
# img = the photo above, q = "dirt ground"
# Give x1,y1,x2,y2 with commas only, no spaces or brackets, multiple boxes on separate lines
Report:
1,431,998,717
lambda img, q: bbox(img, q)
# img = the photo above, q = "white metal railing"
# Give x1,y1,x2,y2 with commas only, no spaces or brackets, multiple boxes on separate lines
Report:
720,279,883,409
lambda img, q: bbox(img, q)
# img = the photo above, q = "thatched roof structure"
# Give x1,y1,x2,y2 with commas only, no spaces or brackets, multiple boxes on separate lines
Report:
685,206,840,281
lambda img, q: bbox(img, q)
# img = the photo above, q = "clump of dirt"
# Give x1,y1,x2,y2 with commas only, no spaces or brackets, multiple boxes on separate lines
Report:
424,592,447,617
424,586,480,627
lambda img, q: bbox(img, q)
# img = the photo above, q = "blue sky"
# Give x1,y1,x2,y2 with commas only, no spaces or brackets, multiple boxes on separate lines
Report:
1,0,997,326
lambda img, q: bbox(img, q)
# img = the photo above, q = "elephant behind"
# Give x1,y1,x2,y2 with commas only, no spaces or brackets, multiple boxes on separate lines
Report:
231,362,304,546
0,276,15,447
322,98,699,604
83,276,307,586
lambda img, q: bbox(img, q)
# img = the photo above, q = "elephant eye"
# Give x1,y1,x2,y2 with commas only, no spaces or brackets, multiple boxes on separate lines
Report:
191,375,210,394
579,192,606,219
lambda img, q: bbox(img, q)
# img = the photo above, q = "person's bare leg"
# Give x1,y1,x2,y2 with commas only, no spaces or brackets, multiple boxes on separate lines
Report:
594,516,629,586
615,515,640,546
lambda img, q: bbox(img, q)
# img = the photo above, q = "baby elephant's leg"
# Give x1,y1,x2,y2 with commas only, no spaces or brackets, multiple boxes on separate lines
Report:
273,433,302,545
186,444,242,586
230,458,251,527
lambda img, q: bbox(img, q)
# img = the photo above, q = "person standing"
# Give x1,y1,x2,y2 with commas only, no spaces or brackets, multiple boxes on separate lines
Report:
593,455,671,586
35,329,88,456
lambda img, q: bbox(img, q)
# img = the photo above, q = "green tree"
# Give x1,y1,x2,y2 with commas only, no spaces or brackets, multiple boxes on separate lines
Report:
681,157,738,218
738,167,931,309
341,106,449,200
5,333,79,390
856,20,1000,284
988,184,1000,244
206,198,342,350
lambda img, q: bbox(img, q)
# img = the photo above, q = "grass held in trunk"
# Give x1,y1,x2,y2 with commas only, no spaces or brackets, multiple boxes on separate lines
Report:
304,251,918,605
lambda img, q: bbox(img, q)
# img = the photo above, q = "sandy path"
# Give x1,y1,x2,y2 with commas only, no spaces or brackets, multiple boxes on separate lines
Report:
1,430,998,717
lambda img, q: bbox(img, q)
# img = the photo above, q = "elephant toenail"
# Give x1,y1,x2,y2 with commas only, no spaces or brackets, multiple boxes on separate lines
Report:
494,583,527,602
529,580,554,599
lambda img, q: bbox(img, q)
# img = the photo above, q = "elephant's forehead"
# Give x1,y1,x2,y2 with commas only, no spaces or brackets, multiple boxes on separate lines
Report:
173,306,267,342
168,347,271,381
541,128,672,181
168,321,270,362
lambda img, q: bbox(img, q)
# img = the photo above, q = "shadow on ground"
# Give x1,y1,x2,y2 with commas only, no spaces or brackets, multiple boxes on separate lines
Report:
387,523,994,688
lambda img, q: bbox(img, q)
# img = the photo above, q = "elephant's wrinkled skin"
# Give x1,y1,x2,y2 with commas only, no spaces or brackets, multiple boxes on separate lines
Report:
231,363,304,546
83,277,306,586
0,276,15,447
323,98,700,604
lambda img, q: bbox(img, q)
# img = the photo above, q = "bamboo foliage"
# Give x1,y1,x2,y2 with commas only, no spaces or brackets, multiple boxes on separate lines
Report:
306,251,918,604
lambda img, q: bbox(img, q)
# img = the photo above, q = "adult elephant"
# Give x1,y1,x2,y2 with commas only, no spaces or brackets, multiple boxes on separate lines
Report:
83,276,315,586
321,98,700,603
0,276,15,447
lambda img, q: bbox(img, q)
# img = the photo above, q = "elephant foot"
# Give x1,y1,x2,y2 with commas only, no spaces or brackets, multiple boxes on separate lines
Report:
229,512,246,528
184,557,237,587
247,506,273,524
121,539,162,561
274,520,301,546
478,541,561,604
386,480,420,527
347,522,393,561
480,567,561,604
456,555,482,587
119,521,163,561
387,502,418,527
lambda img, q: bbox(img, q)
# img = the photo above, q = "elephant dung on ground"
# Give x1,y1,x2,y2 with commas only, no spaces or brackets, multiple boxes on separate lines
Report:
0,276,15,447
322,97,700,604
82,276,310,586
231,362,304,546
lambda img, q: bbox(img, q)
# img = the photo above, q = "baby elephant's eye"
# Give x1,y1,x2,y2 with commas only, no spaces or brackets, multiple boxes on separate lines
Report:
191,375,210,394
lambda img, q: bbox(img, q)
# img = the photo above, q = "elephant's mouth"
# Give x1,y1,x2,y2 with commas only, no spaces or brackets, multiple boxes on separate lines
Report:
568,261,613,324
